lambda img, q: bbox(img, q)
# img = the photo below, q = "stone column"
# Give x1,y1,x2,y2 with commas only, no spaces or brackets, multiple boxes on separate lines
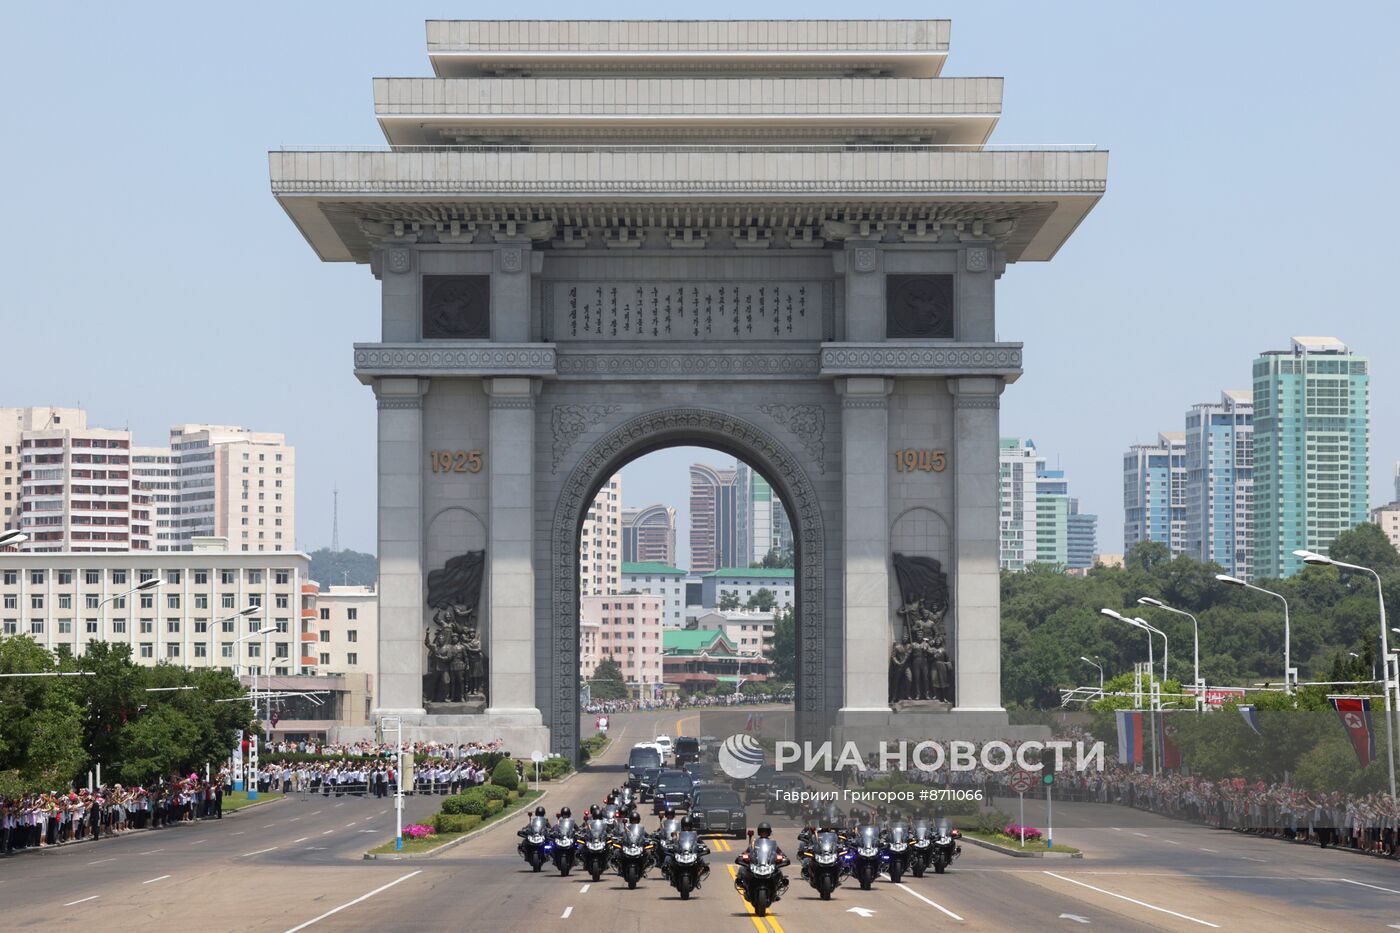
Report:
484,377,543,720
950,377,1005,711
840,241,886,342
374,376,428,716
839,376,893,711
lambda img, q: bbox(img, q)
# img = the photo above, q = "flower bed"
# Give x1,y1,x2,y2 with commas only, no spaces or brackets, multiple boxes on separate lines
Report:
402,823,436,840
1003,823,1042,841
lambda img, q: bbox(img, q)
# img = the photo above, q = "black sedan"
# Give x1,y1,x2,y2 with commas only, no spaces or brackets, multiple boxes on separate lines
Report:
650,769,696,814
688,784,748,838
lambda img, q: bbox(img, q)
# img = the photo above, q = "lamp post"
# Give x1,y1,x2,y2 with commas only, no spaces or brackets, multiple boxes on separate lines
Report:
1216,574,1292,693
1079,656,1104,700
1102,608,1161,776
382,715,404,851
99,575,162,607
1138,597,1202,711
1101,609,1156,702
1296,549,1395,800
232,610,269,799
1131,616,1168,687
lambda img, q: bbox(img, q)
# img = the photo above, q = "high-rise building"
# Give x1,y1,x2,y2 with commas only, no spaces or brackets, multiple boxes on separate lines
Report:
621,504,676,566
1,407,86,536
1123,432,1186,555
999,438,1039,571
689,463,739,574
1253,337,1370,579
1184,389,1254,578
1034,465,1070,568
579,473,622,596
735,462,789,566
1370,503,1400,553
167,425,296,552
1066,498,1098,571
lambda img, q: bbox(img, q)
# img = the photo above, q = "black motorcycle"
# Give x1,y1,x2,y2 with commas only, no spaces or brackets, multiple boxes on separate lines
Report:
909,820,934,877
800,829,846,900
577,819,611,882
735,836,788,916
549,817,577,876
883,821,911,883
519,815,549,873
846,824,884,890
612,823,653,889
665,830,710,900
930,819,961,874
652,817,682,870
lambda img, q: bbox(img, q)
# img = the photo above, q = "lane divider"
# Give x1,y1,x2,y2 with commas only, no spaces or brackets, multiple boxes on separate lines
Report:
896,882,964,921
725,864,786,933
1042,870,1219,928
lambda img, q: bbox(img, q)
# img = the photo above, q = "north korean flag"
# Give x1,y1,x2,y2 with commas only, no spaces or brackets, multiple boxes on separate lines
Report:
1331,696,1376,767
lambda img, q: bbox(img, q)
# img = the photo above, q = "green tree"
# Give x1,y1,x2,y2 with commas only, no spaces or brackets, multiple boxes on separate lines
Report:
745,587,778,611
769,605,795,683
1125,540,1172,571
751,548,794,570
0,637,87,796
588,659,628,700
308,548,377,588
718,589,742,610
1326,523,1400,574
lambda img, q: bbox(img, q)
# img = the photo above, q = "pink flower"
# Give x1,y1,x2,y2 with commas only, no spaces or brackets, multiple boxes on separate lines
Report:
402,823,436,839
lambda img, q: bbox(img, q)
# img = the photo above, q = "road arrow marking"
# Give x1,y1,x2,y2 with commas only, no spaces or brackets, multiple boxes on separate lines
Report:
847,908,876,918
1060,914,1090,924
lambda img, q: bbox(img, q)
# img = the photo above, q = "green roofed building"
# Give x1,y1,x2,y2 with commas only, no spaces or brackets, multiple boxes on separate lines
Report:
700,566,795,609
663,629,770,690
621,560,687,628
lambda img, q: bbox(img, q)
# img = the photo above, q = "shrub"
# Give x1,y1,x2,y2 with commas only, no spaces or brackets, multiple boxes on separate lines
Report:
580,733,609,762
490,759,520,791
540,757,572,780
972,808,1013,836
485,798,504,815
432,812,482,834
441,788,489,815
476,784,510,802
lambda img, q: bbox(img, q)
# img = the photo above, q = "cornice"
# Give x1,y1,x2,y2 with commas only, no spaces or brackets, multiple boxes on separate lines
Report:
820,342,1023,379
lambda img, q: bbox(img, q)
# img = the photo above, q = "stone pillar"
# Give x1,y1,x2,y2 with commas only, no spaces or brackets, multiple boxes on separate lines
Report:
841,241,886,341
374,376,428,716
950,377,1005,711
484,377,543,720
839,376,893,711
491,241,533,342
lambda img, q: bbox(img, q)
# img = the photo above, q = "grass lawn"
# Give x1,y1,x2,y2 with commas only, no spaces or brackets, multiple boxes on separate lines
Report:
367,788,542,857
223,790,284,812
963,829,1080,854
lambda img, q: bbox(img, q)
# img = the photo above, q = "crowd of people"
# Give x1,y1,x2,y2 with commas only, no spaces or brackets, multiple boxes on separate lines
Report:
262,738,505,760
1,773,228,855
250,756,520,798
584,692,793,715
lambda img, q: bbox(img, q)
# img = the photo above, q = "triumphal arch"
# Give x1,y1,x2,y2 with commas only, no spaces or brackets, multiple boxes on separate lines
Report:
271,19,1106,756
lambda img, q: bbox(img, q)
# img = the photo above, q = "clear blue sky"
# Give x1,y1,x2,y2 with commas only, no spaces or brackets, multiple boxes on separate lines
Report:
5,2,1397,554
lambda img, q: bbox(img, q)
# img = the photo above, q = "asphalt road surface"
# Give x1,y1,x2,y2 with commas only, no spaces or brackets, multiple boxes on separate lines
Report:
4,708,1400,931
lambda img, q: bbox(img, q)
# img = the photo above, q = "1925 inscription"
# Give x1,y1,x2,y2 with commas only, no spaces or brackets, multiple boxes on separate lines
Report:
430,450,483,474
894,449,947,473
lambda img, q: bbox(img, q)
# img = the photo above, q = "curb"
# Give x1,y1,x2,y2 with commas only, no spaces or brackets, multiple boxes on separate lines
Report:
961,834,1083,859
364,788,550,861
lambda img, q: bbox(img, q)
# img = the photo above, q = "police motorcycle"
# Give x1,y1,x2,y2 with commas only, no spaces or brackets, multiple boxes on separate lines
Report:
578,816,612,882
664,820,711,900
734,823,789,917
549,808,579,876
797,827,847,900
908,818,935,877
930,815,962,874
611,813,655,889
652,808,682,870
516,807,551,873
845,823,885,890
883,820,912,883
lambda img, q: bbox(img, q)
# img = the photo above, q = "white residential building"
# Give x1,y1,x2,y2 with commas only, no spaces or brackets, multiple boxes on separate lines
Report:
167,424,296,552
699,567,794,609
620,561,687,628
579,473,622,596
580,592,663,688
692,608,775,655
314,584,378,678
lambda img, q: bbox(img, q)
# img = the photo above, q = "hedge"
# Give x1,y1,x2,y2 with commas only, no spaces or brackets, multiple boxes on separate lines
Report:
485,799,504,815
490,759,520,791
580,733,609,761
432,812,482,834
477,784,510,802
540,757,572,780
441,791,488,816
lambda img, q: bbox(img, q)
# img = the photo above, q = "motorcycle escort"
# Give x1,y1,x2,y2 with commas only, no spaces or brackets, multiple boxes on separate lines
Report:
517,811,550,873
734,826,789,917
665,829,711,900
577,818,612,882
798,829,847,900
550,811,578,876
652,809,682,870
930,817,962,874
611,819,654,889
883,821,912,883
909,819,935,877
846,824,884,890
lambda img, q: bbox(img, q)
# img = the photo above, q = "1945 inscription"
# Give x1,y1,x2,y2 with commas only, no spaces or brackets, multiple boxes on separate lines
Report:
894,449,948,473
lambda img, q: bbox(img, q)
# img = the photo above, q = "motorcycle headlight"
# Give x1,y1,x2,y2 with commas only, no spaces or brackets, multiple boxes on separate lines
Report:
859,846,878,857
588,841,605,850
936,836,951,845
674,852,697,863
913,839,930,847
750,863,775,876
815,853,837,864
889,842,907,851
528,834,544,844
623,845,643,856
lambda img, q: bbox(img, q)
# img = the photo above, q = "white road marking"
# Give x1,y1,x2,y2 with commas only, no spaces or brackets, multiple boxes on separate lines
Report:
1339,878,1400,896
65,896,99,906
1043,871,1219,928
87,857,115,865
189,839,206,846
1162,840,1181,846
1240,856,1267,862
380,809,388,816
241,846,279,857
310,810,322,815
142,875,171,884
1111,827,1122,832
261,823,277,829
561,907,573,919
358,830,378,833
1131,832,1148,838
288,817,301,823
579,884,590,894
1199,848,1218,853
345,822,357,828
230,831,246,836
139,848,164,855
334,803,345,808
1059,915,1090,925
293,837,309,843
896,882,963,921
321,830,334,835
280,870,423,933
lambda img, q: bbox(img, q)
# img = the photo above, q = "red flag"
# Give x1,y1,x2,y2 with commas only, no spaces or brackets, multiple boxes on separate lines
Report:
1331,696,1376,767
1158,713,1182,770
270,711,280,728
744,713,755,732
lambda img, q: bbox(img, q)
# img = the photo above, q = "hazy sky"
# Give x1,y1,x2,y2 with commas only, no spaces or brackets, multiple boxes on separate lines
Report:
5,2,1398,554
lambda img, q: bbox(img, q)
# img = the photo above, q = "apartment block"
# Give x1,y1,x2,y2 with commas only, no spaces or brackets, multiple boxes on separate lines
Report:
313,584,378,678
1123,432,1186,555
620,560,687,628
579,473,622,596
621,504,677,566
1184,389,1254,578
580,592,663,687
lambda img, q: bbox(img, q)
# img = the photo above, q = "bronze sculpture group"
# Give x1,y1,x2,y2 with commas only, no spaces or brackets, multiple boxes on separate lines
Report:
423,550,489,707
889,553,955,706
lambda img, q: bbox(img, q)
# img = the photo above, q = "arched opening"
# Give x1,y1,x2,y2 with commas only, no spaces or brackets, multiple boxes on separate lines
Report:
546,408,831,759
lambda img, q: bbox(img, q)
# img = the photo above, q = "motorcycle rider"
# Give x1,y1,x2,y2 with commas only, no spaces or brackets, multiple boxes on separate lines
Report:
734,821,789,888
517,805,551,858
654,807,682,870
663,816,711,886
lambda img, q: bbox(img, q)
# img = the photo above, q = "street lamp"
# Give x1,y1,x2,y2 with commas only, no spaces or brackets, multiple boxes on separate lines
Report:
1079,656,1104,698
1101,608,1156,700
232,611,270,800
1139,596,1203,711
1102,608,1161,777
1297,549,1396,800
1216,574,1293,693
0,529,27,549
99,575,162,606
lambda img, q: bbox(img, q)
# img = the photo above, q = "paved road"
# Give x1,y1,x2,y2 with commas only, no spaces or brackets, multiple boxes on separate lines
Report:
4,709,1400,931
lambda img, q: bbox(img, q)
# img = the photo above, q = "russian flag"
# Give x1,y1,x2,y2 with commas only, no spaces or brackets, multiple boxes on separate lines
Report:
1116,710,1144,766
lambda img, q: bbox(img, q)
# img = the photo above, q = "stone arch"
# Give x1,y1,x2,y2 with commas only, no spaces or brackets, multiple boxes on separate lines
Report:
548,407,829,758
